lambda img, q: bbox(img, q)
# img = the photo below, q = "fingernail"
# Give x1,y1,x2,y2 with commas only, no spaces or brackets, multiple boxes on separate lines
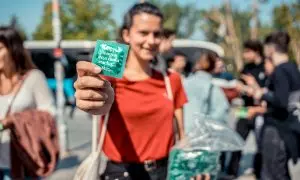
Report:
94,66,102,73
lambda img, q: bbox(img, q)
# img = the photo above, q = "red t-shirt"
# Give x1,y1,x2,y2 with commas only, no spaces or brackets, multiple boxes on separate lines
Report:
101,70,187,163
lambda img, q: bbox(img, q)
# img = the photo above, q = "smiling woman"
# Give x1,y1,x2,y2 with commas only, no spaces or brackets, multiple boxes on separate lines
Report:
99,3,187,179
0,26,55,179
73,2,189,180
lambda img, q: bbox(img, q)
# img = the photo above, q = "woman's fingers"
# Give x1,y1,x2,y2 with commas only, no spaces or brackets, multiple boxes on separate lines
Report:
76,61,102,77
74,75,107,89
194,174,210,180
74,61,115,115
75,89,108,101
204,174,210,180
76,99,106,112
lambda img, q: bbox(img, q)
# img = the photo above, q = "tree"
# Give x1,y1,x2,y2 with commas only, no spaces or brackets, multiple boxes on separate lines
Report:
200,3,252,71
33,2,57,40
250,0,269,40
9,15,27,40
149,0,201,38
273,3,300,65
33,0,116,40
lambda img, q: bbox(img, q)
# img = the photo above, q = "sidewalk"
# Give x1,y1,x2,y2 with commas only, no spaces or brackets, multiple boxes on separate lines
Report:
47,109,92,180
47,108,300,180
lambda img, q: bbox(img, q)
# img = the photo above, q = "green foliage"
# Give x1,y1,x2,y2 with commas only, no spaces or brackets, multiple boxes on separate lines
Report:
272,3,300,61
149,0,201,38
33,0,116,40
200,6,252,43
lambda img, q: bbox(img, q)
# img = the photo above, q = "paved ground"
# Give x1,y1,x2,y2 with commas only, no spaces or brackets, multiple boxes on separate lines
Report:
46,108,300,180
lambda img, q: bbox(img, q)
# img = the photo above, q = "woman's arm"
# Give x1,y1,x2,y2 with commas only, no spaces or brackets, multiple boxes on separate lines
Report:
174,108,185,140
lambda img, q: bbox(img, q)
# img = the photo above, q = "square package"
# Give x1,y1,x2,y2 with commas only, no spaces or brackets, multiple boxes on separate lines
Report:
92,40,129,78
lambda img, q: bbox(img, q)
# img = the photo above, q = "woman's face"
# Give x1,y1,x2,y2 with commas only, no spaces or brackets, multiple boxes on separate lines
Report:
171,55,187,73
194,55,209,72
123,13,162,62
0,42,11,72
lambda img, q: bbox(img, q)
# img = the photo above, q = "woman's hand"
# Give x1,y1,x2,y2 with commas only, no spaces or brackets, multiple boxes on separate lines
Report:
74,61,114,115
194,174,210,180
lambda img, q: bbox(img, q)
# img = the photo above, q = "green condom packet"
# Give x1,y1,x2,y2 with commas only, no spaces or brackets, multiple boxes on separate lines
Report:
92,40,129,78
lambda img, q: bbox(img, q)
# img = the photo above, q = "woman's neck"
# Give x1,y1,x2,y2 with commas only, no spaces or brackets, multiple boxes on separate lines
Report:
125,51,152,80
0,71,20,95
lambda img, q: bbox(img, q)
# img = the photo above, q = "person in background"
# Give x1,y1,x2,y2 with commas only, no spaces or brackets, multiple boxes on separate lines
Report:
0,27,55,179
243,31,300,180
167,51,187,77
213,58,234,81
153,28,176,73
159,29,176,55
184,51,230,133
210,57,239,174
212,57,239,103
226,40,266,179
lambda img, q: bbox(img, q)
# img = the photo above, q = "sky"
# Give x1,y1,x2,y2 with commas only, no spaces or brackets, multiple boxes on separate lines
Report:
0,0,296,40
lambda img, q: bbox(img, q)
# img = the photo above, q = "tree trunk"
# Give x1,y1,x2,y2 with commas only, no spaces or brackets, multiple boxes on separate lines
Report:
291,40,300,67
250,0,258,40
224,0,243,72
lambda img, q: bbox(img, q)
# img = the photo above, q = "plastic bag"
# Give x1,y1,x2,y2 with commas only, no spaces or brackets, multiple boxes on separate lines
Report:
168,114,245,180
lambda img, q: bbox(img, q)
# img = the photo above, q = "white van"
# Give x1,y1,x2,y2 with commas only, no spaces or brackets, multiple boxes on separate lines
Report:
25,39,224,77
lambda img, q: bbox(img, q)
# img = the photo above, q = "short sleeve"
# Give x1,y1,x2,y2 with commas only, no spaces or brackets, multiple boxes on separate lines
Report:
169,72,188,109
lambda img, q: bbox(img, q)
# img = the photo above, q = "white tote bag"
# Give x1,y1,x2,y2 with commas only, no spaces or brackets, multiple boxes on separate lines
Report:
73,114,109,180
73,71,173,180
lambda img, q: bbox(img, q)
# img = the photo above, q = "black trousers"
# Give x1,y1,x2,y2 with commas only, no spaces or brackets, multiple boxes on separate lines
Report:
261,126,290,180
227,118,262,178
100,160,168,180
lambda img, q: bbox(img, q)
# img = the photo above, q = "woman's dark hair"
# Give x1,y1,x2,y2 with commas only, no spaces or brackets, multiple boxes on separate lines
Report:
117,2,164,42
243,40,264,57
0,26,35,75
264,31,290,54
162,28,176,39
194,50,217,72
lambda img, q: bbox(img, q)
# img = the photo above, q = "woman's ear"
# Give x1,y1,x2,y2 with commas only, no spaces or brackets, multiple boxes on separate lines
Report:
122,29,130,44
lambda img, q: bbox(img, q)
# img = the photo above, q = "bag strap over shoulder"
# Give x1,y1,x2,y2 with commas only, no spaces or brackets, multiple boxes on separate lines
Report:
5,71,32,117
205,83,214,116
92,114,109,153
162,70,173,101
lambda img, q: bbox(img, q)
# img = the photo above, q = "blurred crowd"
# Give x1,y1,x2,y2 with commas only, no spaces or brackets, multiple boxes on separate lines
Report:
0,2,300,180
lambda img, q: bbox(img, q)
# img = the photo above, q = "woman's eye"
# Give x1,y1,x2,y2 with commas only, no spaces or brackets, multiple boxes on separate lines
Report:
140,31,148,36
154,32,162,38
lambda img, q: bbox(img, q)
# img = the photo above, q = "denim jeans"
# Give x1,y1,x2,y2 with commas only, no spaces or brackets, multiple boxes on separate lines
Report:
0,169,41,180
0,169,10,180
100,160,168,180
